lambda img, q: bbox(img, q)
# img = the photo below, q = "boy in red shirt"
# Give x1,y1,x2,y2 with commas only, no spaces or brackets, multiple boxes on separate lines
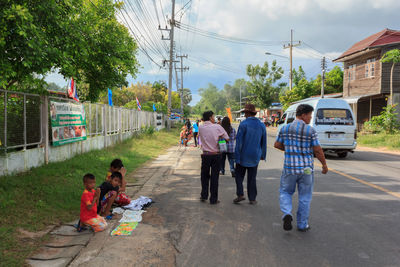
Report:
80,173,107,232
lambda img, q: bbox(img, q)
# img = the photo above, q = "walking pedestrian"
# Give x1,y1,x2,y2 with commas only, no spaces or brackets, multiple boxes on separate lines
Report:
192,120,199,147
199,111,230,204
233,103,266,205
220,117,236,177
274,104,328,232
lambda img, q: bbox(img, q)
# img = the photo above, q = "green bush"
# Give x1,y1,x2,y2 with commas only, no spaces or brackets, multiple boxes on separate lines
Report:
142,125,155,135
363,104,399,134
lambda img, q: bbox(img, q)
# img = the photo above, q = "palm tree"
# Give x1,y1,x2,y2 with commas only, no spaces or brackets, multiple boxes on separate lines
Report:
381,49,400,105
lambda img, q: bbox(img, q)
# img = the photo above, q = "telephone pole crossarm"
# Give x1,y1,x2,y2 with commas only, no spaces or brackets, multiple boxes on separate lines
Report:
283,29,301,90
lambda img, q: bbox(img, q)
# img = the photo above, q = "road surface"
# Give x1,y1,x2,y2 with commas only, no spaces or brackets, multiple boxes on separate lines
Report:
152,130,400,267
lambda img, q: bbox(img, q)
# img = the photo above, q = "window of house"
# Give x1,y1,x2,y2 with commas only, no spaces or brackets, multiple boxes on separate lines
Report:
370,59,375,77
365,63,369,78
348,64,356,81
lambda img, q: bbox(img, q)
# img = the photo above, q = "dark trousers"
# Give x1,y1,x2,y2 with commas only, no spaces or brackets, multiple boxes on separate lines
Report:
193,132,198,146
201,154,221,203
235,164,258,201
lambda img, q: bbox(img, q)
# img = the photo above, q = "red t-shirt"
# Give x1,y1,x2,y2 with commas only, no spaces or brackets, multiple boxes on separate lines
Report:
80,189,97,222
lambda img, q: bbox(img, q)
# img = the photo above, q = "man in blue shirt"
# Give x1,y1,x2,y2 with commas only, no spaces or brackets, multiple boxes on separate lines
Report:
234,103,267,205
274,104,328,232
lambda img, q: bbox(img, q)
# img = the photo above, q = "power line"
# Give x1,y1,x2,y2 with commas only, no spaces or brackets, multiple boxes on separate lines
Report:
175,21,288,46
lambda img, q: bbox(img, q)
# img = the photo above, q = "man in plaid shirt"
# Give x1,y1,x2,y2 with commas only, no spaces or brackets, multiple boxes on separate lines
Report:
274,104,328,232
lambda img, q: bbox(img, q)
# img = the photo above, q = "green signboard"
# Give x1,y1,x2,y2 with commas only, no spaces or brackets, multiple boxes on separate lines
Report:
50,101,87,146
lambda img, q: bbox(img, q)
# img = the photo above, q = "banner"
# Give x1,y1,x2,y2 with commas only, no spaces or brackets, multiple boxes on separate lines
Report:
50,101,87,146
226,107,233,123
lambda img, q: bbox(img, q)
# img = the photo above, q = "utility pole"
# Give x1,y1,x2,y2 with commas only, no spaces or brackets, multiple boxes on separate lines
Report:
321,56,327,98
174,61,181,115
165,0,176,129
176,54,189,115
283,29,301,90
239,84,242,110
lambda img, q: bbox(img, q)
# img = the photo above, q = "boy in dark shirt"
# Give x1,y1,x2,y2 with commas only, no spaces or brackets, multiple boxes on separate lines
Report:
80,173,107,232
105,159,130,206
98,172,122,218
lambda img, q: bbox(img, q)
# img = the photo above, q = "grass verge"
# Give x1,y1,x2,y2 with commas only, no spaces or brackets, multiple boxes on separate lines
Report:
0,128,179,267
358,132,400,151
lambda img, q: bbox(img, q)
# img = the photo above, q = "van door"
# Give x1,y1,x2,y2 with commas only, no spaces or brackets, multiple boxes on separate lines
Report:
314,108,356,146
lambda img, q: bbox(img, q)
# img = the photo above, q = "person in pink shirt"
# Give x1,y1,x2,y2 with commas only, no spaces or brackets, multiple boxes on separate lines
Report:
198,111,230,204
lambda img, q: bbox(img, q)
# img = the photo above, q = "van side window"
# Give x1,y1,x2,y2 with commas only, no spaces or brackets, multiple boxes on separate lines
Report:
287,112,295,123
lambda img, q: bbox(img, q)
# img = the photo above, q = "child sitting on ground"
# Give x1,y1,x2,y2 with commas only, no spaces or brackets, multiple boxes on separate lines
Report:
98,172,123,218
80,173,107,232
105,159,131,206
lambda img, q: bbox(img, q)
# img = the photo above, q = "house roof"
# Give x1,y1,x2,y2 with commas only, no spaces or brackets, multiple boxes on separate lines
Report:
334,29,400,62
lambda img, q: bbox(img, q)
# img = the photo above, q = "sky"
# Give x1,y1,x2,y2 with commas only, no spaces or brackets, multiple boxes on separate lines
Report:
46,0,400,106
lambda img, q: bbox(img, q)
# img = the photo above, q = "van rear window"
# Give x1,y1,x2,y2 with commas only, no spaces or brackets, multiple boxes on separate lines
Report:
315,109,354,125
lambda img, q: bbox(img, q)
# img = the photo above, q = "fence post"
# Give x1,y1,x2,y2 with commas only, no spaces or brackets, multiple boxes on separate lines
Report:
41,95,49,164
118,107,122,142
103,104,107,148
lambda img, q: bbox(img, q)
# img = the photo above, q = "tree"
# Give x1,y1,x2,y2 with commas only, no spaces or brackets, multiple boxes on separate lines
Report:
223,78,249,111
0,0,139,100
177,88,192,106
246,61,285,108
46,82,63,92
381,49,400,105
151,81,168,103
193,83,227,115
279,66,344,110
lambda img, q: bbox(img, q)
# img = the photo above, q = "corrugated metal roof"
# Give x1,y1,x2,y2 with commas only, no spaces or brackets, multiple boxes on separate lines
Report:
342,93,382,104
334,29,400,62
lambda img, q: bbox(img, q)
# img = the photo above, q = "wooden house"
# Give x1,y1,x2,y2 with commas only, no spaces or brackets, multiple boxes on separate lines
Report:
334,28,400,129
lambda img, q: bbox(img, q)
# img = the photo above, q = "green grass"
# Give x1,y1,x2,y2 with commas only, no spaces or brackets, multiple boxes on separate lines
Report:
0,129,179,267
358,132,400,151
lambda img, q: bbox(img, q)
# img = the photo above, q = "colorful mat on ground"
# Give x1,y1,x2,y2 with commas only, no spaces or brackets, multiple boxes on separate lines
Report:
111,222,138,236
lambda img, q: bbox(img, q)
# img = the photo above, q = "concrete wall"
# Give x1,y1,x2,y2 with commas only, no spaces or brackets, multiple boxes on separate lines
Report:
1,129,145,177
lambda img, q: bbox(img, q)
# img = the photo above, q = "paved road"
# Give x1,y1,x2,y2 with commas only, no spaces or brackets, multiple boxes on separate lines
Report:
151,130,400,267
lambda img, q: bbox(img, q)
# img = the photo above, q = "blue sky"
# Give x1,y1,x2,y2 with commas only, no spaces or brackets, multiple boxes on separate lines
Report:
46,0,400,106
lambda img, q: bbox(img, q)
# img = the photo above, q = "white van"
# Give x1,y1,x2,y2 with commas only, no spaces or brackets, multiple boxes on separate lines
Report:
278,98,357,158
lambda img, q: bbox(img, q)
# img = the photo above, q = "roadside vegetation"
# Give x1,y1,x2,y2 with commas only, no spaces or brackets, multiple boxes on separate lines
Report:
0,128,179,267
359,104,400,151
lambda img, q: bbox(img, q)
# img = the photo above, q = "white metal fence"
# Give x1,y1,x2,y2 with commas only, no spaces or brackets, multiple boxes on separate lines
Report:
0,90,165,153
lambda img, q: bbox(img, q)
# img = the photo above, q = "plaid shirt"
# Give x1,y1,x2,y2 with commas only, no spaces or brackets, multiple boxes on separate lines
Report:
276,119,320,174
226,128,236,153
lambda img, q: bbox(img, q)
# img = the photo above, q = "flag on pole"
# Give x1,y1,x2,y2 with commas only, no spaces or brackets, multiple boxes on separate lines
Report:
108,89,113,106
136,96,141,111
68,78,79,102
226,107,232,122
152,103,156,112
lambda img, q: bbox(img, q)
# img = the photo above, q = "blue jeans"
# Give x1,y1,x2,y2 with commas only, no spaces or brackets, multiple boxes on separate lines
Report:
221,152,235,173
279,169,314,229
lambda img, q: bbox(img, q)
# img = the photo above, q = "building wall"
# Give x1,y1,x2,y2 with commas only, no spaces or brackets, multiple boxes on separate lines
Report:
343,50,382,97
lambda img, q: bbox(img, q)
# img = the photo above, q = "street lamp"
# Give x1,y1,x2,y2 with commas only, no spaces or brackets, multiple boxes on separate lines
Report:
265,52,289,59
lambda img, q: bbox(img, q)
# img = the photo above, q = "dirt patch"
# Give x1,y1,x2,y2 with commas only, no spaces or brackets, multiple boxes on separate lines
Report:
142,207,165,226
18,225,56,240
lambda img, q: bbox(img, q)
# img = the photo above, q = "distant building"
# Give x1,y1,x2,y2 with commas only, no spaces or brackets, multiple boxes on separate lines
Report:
334,28,400,129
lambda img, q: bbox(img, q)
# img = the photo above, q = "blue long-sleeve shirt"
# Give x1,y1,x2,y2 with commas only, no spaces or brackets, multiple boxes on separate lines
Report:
235,117,267,167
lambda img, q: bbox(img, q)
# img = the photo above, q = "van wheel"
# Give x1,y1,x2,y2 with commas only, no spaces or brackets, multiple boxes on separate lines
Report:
337,152,348,158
